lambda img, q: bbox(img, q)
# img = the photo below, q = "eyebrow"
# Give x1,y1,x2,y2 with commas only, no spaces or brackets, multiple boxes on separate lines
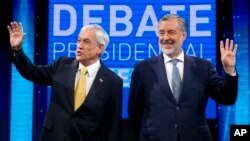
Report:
78,37,90,40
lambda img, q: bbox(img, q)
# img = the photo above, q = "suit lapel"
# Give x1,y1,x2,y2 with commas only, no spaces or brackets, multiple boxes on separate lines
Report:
178,55,196,103
83,64,107,104
151,54,176,104
65,60,79,111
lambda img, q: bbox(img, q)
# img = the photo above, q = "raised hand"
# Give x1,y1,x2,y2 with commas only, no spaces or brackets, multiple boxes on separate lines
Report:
220,38,238,74
7,21,25,50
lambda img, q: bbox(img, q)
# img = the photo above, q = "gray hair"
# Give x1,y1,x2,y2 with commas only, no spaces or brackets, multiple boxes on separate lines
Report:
159,14,187,32
81,24,110,51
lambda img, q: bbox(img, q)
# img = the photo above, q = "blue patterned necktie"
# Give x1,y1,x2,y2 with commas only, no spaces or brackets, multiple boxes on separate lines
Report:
172,59,181,102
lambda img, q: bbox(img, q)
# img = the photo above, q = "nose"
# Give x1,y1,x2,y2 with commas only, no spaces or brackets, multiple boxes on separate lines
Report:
77,42,83,49
159,34,170,43
163,33,170,40
77,45,83,50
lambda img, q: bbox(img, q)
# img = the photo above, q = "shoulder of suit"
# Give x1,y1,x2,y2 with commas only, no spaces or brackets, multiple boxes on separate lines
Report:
186,54,210,64
132,56,159,72
101,65,123,81
136,55,159,66
55,57,76,64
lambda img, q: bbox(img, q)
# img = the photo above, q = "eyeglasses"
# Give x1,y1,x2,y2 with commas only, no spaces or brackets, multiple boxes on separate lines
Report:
77,39,98,46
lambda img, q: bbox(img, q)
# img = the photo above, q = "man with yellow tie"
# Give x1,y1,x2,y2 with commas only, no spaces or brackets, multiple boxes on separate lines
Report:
8,22,123,141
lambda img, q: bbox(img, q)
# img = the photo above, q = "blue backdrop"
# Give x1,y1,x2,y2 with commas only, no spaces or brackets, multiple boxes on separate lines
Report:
48,0,217,119
5,0,249,141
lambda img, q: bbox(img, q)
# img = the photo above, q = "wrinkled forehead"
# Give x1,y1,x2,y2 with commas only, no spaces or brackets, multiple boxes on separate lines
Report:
78,28,96,38
159,18,186,32
158,19,181,31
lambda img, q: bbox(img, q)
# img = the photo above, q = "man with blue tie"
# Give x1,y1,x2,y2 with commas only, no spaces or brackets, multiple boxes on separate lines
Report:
128,14,238,141
8,22,123,141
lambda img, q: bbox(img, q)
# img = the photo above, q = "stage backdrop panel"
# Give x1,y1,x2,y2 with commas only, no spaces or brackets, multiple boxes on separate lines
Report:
48,0,216,119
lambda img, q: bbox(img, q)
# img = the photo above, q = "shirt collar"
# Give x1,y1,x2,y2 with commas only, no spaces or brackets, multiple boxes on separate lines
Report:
163,50,184,63
78,60,101,76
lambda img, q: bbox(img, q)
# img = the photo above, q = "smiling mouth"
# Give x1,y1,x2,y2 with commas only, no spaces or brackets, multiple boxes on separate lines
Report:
161,42,174,47
161,39,174,45
163,42,174,45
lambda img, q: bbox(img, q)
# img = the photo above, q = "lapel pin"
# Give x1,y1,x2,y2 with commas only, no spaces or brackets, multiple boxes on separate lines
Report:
99,78,103,82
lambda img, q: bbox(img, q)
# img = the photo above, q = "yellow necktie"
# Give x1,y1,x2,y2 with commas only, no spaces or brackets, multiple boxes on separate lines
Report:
74,66,87,111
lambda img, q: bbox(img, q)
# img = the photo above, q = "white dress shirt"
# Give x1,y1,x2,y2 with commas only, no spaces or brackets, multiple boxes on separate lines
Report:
163,51,184,93
75,60,101,95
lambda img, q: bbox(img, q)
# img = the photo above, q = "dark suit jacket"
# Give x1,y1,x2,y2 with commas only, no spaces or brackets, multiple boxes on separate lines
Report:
128,53,238,141
11,49,123,141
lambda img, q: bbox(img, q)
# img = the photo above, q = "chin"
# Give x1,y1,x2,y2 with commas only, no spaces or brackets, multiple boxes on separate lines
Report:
161,48,175,56
76,56,81,61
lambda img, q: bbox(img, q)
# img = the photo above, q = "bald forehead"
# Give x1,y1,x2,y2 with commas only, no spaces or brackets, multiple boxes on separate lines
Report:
78,28,97,39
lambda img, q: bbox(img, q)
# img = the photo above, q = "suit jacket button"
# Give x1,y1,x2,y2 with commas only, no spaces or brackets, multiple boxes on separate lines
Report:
176,107,180,110
175,124,178,129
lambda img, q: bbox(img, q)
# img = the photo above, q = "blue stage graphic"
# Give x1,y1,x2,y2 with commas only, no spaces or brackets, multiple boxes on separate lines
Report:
48,0,216,118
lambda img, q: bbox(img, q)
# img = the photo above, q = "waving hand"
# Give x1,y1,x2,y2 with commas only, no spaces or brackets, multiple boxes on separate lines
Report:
220,38,238,74
7,22,25,50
